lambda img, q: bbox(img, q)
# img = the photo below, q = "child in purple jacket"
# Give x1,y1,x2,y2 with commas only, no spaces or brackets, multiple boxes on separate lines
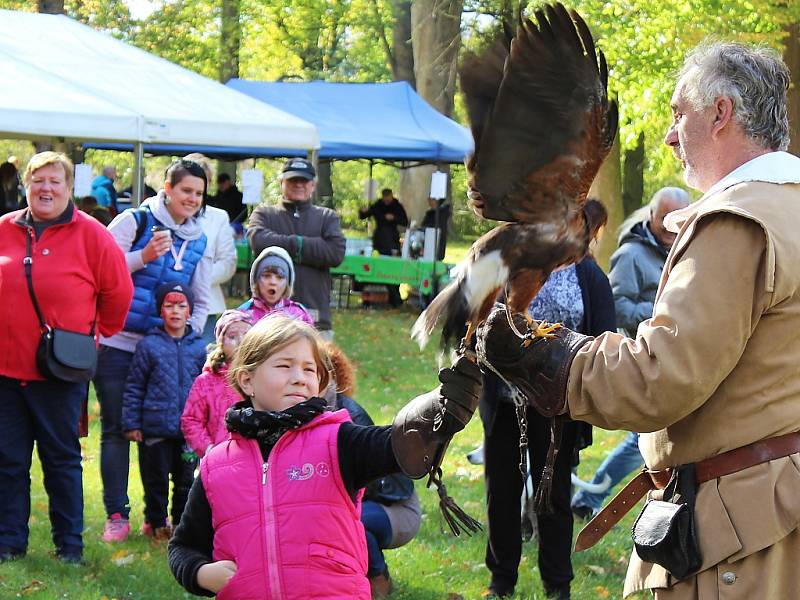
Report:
238,246,314,326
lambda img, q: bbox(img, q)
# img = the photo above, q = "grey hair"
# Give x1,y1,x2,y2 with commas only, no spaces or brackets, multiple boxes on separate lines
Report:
617,187,690,241
679,41,790,151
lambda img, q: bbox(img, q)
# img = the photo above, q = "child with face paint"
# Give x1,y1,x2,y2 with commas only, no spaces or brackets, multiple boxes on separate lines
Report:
122,283,207,540
181,310,253,458
238,246,314,326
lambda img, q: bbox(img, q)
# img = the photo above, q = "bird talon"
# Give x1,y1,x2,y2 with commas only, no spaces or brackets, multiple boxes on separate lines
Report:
525,320,562,341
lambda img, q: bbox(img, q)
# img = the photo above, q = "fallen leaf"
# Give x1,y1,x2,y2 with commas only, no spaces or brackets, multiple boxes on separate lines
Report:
594,585,611,598
20,580,46,595
111,550,136,566
587,564,606,575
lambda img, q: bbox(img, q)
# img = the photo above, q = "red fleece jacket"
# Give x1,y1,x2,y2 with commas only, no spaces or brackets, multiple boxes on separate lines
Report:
0,207,133,381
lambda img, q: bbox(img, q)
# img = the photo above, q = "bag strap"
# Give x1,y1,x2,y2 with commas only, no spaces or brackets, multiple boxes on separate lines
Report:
23,225,97,335
24,226,48,331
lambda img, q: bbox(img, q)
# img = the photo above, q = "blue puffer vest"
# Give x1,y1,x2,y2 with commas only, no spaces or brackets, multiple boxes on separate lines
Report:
124,207,207,333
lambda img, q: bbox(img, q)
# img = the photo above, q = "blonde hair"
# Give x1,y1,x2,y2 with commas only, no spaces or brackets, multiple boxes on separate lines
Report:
207,342,227,374
24,151,74,189
227,314,330,400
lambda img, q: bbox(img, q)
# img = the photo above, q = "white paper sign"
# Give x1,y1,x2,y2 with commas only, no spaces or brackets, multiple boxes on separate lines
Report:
241,168,263,205
73,163,93,197
429,171,447,199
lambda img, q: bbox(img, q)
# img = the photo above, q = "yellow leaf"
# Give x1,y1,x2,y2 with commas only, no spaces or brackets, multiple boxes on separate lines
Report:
594,585,611,598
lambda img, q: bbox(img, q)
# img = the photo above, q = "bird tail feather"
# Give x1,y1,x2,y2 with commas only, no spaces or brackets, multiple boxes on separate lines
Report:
411,278,468,350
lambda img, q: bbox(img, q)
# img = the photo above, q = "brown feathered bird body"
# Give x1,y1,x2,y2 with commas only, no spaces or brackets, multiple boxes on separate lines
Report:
412,4,617,350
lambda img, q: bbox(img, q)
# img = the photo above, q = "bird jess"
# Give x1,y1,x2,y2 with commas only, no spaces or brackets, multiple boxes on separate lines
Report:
412,3,617,352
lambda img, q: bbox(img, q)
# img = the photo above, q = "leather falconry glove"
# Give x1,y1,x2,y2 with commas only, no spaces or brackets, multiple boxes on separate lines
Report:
475,306,591,514
475,306,591,417
391,355,483,535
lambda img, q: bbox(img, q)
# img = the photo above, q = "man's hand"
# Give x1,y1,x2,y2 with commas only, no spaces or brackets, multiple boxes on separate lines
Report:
476,306,591,417
385,213,395,221
197,560,237,593
124,429,143,443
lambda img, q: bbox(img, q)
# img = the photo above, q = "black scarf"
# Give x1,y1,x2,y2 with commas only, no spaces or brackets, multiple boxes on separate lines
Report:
225,397,327,449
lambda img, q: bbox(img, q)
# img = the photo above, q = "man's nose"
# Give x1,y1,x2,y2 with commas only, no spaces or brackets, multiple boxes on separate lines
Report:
664,125,678,147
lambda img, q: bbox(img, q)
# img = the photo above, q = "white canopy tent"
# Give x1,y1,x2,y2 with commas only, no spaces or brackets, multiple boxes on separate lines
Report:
0,9,319,201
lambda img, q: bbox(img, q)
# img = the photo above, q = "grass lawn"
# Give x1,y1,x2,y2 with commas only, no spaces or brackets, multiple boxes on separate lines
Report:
2,305,647,599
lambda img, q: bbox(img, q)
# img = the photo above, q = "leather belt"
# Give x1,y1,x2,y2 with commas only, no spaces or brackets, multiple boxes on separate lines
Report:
574,431,800,552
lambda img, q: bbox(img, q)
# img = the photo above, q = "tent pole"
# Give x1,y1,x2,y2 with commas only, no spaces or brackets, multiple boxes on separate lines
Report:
132,142,144,208
308,149,319,203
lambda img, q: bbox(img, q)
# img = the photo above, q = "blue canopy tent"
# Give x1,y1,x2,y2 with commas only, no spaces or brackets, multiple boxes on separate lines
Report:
87,81,473,164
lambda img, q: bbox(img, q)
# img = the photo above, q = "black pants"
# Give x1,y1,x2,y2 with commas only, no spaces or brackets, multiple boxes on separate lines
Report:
484,401,577,594
137,439,196,529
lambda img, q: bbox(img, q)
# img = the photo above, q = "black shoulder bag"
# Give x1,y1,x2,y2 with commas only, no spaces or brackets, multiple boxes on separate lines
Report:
631,463,702,580
24,227,97,383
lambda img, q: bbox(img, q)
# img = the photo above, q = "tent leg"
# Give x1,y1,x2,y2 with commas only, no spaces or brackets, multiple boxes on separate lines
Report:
132,142,144,207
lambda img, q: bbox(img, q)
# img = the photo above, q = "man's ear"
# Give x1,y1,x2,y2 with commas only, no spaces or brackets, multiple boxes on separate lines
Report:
711,96,734,137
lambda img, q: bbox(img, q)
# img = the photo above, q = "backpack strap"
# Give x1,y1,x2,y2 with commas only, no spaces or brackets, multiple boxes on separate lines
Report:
128,207,149,246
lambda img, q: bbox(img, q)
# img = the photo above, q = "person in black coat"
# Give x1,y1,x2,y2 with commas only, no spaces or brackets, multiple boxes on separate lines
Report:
358,188,408,306
421,198,451,261
480,256,616,599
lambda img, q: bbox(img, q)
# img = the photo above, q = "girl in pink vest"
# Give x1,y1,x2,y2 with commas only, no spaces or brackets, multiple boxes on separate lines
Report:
181,309,253,458
168,314,481,599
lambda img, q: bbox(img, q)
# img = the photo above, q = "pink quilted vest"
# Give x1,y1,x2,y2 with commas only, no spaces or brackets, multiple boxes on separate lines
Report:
201,410,370,600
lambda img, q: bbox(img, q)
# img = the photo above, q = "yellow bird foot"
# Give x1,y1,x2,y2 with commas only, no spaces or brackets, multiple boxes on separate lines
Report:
521,320,562,347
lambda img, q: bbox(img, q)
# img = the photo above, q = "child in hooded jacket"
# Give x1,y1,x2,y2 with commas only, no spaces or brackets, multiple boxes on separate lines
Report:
167,314,481,600
238,246,314,326
181,310,253,459
122,283,207,539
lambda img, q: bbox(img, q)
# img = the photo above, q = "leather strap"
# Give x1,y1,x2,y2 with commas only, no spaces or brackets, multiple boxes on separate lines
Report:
574,431,800,552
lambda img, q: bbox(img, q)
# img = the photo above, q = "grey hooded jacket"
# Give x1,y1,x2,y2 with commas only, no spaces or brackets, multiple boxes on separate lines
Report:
609,220,669,337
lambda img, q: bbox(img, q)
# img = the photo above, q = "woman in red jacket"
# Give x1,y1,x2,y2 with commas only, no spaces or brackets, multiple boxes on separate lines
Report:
0,152,133,565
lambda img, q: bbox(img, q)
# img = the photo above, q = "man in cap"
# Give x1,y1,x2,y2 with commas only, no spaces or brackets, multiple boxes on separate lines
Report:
247,158,345,339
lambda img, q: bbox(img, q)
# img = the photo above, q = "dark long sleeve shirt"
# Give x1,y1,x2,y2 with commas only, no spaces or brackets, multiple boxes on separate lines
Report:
168,423,396,596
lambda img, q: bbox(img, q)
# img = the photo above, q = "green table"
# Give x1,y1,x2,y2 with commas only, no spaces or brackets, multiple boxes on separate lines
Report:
331,255,452,302
234,241,452,303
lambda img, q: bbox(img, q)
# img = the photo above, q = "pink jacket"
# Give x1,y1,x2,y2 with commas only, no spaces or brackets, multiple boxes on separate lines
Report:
239,297,315,327
181,365,241,458
201,410,370,600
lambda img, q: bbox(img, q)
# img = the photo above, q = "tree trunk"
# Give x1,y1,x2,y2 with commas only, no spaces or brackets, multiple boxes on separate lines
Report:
38,0,64,13
219,0,241,84
622,131,645,216
391,1,415,86
402,0,463,222
784,22,800,157
588,130,623,272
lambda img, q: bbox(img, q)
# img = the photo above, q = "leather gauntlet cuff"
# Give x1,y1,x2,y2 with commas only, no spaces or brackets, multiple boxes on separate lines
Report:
476,306,591,417
391,356,482,479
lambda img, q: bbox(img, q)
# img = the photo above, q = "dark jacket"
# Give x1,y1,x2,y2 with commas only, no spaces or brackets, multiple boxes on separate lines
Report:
479,257,616,448
122,327,207,438
609,221,669,337
210,185,245,224
247,200,345,330
359,198,409,254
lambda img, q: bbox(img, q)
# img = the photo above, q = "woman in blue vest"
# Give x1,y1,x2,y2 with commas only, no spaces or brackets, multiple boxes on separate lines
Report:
94,159,212,543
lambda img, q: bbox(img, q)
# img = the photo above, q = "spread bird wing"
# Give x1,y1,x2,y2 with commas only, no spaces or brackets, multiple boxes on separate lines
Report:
460,3,618,223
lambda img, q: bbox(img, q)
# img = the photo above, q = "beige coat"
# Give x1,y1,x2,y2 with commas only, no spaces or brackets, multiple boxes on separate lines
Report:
567,179,800,599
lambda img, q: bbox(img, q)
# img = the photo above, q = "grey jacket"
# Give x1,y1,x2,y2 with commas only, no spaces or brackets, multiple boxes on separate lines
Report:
247,199,345,330
608,221,668,337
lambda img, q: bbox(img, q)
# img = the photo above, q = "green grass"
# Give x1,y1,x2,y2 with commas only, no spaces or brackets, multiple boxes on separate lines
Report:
3,308,644,599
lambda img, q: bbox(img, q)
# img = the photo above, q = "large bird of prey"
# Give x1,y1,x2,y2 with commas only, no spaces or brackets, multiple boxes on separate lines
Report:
412,3,618,351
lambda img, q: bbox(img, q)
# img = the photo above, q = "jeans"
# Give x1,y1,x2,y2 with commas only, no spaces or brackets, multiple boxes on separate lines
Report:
137,439,196,528
361,500,393,577
93,346,134,519
571,432,643,511
0,376,86,554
